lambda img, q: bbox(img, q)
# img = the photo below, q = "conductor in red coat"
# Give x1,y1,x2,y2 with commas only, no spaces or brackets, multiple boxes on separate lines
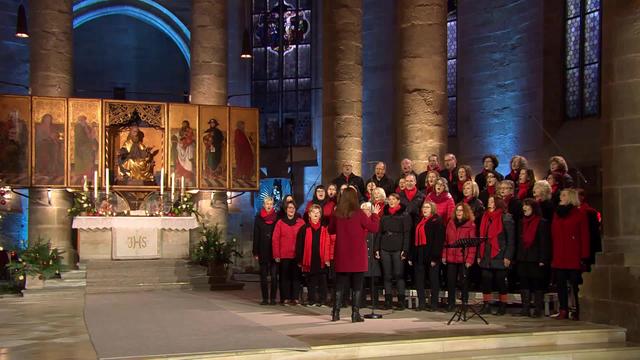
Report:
328,187,381,322
551,189,590,320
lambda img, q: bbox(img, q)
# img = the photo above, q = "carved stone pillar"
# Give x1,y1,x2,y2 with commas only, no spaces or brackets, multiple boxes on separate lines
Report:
581,0,640,342
190,0,228,239
395,0,447,173
322,0,364,180
28,0,75,267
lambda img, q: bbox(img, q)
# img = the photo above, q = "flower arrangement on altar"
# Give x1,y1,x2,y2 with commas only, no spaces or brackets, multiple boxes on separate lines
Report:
67,191,96,217
165,192,200,218
5,238,66,282
191,224,241,266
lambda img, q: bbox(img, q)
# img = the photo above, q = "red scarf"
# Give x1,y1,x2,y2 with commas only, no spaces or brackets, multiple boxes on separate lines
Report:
301,223,330,272
457,180,465,194
487,185,496,195
365,192,371,200
503,194,513,208
415,215,432,246
551,184,558,194
509,169,518,180
387,204,401,215
424,185,434,196
260,208,277,224
464,196,472,203
479,209,504,258
521,215,541,249
427,165,441,172
429,191,450,204
374,200,385,210
404,187,417,202
517,183,529,200
447,170,454,183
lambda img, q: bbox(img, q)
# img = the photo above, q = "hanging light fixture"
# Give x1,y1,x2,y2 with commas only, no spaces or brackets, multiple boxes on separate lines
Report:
16,4,28,38
240,29,252,59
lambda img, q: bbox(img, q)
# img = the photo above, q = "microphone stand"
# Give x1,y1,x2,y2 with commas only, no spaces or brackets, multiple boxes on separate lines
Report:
363,274,382,319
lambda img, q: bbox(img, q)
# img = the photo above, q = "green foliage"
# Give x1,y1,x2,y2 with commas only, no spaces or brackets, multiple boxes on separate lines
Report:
67,191,95,217
5,238,66,281
166,193,200,218
191,224,241,266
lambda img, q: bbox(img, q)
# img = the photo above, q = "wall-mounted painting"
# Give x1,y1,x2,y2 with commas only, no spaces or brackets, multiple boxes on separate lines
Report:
198,105,228,189
0,95,30,186
68,98,101,188
32,97,67,187
168,104,198,188
229,107,259,190
103,100,166,188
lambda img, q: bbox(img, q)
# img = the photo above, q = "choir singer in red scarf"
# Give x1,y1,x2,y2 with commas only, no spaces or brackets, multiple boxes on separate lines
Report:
296,205,332,306
253,196,279,305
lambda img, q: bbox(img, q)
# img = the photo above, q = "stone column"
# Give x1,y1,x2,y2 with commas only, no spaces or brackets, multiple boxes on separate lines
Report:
581,0,640,342
28,0,75,267
190,0,228,240
322,0,363,180
395,0,447,173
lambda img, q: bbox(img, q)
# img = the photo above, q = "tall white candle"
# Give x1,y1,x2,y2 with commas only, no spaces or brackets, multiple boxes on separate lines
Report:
170,173,175,202
180,176,185,196
160,167,164,196
83,175,88,192
105,168,110,195
93,170,98,200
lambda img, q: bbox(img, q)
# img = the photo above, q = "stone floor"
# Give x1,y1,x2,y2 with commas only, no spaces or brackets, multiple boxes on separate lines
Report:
0,281,631,360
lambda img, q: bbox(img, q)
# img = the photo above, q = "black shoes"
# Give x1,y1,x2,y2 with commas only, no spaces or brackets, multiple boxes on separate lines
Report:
383,295,393,310
496,302,507,316
479,302,492,315
260,299,269,305
332,290,343,321
395,295,406,311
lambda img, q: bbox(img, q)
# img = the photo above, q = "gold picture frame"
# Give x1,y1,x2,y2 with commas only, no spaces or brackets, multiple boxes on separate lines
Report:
167,104,198,189
229,107,259,191
0,95,31,186
68,98,102,188
198,105,229,190
32,96,67,187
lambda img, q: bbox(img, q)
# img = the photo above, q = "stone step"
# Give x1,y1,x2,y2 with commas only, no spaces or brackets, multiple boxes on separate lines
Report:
43,278,86,288
61,270,87,280
22,287,85,299
86,283,193,294
84,259,193,270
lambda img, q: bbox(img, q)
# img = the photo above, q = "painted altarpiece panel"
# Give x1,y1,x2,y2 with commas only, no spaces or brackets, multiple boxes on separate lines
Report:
32,97,67,187
0,95,30,186
198,105,228,189
229,107,259,190
68,98,102,188
168,104,198,188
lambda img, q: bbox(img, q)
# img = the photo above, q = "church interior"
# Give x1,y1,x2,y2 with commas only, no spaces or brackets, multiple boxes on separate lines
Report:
0,0,639,359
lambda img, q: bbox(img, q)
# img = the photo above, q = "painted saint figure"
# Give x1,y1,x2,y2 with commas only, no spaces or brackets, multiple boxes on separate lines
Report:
0,110,28,177
73,115,98,181
203,118,225,181
35,113,64,183
234,120,255,181
173,120,195,185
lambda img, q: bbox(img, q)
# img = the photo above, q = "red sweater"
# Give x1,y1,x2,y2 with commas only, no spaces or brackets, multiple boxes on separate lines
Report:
272,217,306,259
443,219,477,264
426,192,456,225
329,210,380,272
551,207,590,269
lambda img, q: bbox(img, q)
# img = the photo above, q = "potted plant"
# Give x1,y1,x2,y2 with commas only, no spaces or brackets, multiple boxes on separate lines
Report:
6,238,65,290
191,225,242,285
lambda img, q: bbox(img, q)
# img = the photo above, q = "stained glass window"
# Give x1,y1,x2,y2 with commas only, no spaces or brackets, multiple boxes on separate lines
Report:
252,0,312,147
447,7,457,137
565,0,601,119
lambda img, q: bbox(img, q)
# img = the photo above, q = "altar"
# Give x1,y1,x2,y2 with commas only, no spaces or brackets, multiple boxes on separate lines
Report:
72,216,200,260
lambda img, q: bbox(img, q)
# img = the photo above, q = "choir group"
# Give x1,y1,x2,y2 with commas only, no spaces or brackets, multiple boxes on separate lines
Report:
253,153,601,323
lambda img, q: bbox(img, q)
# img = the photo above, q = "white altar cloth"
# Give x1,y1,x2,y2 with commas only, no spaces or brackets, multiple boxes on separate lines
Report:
72,216,199,231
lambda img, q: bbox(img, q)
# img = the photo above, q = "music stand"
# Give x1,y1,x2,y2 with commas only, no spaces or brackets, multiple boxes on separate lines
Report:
363,275,382,319
445,237,489,325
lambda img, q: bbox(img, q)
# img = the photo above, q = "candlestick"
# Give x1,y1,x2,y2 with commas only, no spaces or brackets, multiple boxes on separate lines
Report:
93,170,98,200
180,176,184,196
171,173,175,202
83,175,88,192
160,167,165,196
105,168,110,195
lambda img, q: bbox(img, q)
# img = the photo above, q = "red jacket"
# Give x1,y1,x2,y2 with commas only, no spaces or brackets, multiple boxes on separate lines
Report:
272,217,306,259
426,192,456,224
551,207,590,270
443,219,477,264
329,210,380,272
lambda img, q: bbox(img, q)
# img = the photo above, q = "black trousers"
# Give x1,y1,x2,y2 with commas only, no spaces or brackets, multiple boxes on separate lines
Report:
481,268,508,295
555,269,581,311
380,250,405,297
259,260,278,301
279,259,300,302
447,263,470,304
306,270,328,304
517,262,545,292
335,272,364,304
415,263,440,307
